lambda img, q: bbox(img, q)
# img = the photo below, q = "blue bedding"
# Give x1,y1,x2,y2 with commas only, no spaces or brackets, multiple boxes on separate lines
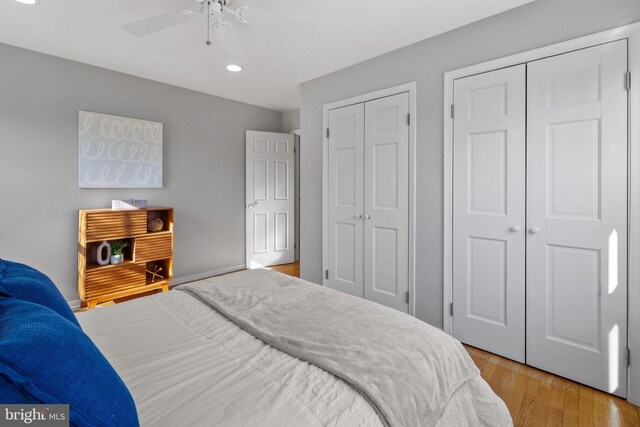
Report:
0,259,79,327
0,259,139,426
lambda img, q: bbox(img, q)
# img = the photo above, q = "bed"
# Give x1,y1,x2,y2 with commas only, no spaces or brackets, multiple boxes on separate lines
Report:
75,269,512,427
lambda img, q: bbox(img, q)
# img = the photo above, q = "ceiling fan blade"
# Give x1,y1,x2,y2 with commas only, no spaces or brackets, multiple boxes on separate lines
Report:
240,7,317,39
215,26,248,64
123,8,199,37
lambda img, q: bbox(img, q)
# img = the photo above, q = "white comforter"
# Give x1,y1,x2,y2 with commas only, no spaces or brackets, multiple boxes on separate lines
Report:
77,273,511,427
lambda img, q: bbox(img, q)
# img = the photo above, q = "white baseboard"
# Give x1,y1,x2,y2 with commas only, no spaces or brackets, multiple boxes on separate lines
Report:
171,264,245,286
67,264,245,309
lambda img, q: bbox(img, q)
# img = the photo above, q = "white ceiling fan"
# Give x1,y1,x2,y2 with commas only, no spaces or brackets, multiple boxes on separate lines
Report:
122,0,317,61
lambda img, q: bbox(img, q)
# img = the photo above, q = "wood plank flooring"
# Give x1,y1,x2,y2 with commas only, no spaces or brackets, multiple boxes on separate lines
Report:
464,345,640,426
264,261,300,277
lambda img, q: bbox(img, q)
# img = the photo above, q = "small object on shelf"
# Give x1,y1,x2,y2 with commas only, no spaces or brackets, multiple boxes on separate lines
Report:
146,265,165,283
112,199,148,210
109,240,130,265
147,217,164,232
96,241,111,266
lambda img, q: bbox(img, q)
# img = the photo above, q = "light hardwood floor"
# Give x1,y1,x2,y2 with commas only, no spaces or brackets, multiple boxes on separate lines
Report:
467,345,640,427
264,261,300,277
272,261,640,427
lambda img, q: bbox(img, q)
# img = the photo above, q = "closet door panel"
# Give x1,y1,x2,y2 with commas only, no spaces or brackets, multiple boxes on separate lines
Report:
452,65,526,362
327,104,365,297
526,40,628,396
363,93,410,312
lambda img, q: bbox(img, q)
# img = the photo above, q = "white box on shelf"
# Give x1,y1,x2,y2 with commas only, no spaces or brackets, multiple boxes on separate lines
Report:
111,199,148,210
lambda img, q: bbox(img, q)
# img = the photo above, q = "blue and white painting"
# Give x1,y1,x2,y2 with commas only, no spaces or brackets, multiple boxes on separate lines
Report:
78,111,163,188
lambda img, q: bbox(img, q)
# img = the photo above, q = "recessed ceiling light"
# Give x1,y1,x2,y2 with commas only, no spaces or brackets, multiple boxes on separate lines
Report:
226,64,242,72
15,0,38,4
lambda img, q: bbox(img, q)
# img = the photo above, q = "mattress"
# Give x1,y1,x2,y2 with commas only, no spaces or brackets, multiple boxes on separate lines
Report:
77,276,511,427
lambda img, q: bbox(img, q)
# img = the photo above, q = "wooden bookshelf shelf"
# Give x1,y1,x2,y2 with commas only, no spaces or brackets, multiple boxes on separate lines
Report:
85,260,136,271
78,207,174,309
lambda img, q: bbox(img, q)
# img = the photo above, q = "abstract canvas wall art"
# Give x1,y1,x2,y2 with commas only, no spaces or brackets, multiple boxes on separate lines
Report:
78,111,163,188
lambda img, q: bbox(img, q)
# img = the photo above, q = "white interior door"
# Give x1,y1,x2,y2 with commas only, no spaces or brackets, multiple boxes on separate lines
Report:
526,41,628,396
245,131,295,268
326,104,365,297
363,93,410,312
452,65,526,362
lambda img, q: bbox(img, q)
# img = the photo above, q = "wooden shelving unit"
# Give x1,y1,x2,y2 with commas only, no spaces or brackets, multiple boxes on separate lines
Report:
78,207,174,309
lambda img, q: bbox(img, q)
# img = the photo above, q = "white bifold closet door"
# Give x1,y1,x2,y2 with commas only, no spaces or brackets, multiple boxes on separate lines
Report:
452,40,628,395
326,93,410,312
327,103,365,297
526,40,628,397
452,65,527,363
364,93,410,312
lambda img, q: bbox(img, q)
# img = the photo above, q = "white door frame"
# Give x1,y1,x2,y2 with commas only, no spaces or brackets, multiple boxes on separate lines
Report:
322,82,417,316
291,129,301,261
442,21,640,405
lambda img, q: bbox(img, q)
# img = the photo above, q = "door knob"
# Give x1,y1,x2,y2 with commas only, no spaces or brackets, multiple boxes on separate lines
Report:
510,225,521,232
530,226,540,234
247,201,257,209
356,213,362,219
366,214,371,220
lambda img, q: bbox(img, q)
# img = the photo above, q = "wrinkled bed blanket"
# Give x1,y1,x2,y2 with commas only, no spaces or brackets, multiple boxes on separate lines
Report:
178,269,511,427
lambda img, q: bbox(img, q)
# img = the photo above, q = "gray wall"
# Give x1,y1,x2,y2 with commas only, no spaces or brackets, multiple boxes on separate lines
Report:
282,108,301,133
300,0,640,327
0,43,282,303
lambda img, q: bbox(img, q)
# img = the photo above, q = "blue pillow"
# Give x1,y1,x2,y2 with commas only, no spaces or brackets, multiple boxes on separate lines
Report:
0,297,139,426
0,259,80,327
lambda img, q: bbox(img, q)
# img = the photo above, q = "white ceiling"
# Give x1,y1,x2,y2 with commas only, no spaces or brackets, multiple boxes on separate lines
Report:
0,0,533,111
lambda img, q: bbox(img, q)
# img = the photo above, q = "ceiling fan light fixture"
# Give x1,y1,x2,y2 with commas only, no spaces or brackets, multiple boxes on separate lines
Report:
15,0,38,4
214,20,233,31
226,64,242,72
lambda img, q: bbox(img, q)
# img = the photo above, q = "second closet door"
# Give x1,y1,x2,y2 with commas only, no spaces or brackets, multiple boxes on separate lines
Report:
526,40,628,396
452,65,527,362
327,103,365,297
326,93,410,312
363,93,410,312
